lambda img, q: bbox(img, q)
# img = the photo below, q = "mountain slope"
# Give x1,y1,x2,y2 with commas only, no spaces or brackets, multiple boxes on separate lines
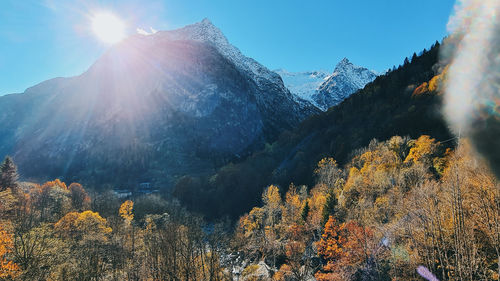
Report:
313,58,377,110
277,59,377,111
173,42,454,219
275,69,330,103
0,19,318,187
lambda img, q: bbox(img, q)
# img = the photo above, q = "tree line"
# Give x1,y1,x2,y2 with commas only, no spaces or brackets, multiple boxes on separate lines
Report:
1,131,498,280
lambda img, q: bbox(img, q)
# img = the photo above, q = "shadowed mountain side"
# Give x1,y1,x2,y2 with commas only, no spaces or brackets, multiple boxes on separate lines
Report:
0,20,318,188
174,42,454,219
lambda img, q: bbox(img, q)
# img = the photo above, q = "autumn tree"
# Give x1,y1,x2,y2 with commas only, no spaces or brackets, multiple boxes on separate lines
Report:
404,135,440,167
119,200,134,224
68,183,90,211
315,158,343,189
54,211,113,280
283,184,304,225
315,216,346,281
0,225,19,279
119,200,140,280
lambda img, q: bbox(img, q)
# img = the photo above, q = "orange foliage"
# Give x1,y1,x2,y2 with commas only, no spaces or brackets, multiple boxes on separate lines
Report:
412,82,429,96
342,221,376,266
412,65,448,97
316,216,345,262
0,225,19,278
40,179,67,190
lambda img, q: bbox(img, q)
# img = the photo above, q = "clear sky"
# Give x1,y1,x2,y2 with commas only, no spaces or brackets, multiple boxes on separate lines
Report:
0,0,456,95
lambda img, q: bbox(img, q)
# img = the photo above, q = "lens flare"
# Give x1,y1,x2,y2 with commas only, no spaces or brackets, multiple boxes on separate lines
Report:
91,11,126,44
442,0,500,178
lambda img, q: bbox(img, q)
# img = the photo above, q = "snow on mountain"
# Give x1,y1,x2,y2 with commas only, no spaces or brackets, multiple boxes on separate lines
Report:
278,58,377,111
154,19,284,90
0,18,320,185
152,18,318,115
274,70,330,101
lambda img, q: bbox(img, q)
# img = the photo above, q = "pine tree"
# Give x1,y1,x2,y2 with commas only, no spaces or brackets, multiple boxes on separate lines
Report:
411,52,418,62
0,156,18,191
301,201,310,222
321,189,337,227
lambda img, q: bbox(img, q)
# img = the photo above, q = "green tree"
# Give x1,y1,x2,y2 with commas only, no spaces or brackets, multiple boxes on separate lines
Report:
0,156,18,190
301,201,310,222
321,189,338,226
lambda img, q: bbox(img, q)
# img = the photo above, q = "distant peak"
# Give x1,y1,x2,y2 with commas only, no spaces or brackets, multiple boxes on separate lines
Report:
334,57,355,72
192,17,217,29
340,57,350,63
337,57,352,66
201,18,213,25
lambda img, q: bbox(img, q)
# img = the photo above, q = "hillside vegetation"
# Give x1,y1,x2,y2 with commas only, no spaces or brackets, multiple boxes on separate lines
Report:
0,132,498,280
174,42,454,219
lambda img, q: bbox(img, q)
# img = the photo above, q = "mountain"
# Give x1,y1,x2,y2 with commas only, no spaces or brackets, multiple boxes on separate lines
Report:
0,19,319,187
274,69,330,103
173,42,454,219
277,59,377,111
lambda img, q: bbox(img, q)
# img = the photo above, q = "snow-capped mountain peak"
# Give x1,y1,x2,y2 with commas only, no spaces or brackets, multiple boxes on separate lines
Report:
335,57,351,68
278,58,377,111
154,18,283,89
275,70,330,101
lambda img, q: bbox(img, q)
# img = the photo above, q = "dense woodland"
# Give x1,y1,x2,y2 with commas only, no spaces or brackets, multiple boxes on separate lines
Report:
0,131,499,280
173,41,455,220
0,40,499,280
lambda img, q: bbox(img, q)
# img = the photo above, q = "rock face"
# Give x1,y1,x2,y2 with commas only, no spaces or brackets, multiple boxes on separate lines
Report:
277,58,377,111
0,19,319,187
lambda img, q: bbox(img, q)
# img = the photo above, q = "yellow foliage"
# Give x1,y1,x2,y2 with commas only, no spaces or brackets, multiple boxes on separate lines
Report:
309,186,327,228
119,200,134,222
412,65,448,97
404,135,439,164
283,185,303,224
242,264,260,277
55,210,112,239
262,185,282,209
239,207,265,237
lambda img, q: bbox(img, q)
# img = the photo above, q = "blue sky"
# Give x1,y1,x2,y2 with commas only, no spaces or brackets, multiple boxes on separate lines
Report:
0,0,456,95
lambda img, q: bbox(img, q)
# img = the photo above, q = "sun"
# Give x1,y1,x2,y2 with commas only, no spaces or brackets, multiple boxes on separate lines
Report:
91,11,126,44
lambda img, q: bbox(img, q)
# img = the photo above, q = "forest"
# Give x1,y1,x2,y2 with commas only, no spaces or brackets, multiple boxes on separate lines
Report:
173,41,454,220
0,131,498,280
1,1,498,280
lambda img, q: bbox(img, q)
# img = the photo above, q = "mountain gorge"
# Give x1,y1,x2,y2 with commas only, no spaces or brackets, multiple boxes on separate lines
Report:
0,19,318,188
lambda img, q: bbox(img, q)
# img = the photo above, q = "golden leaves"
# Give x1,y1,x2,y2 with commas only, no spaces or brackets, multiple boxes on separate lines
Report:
119,200,134,223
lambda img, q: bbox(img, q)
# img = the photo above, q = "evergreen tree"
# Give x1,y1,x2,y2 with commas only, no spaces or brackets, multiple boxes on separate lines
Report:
321,189,337,227
0,156,18,191
411,52,418,62
301,201,310,222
